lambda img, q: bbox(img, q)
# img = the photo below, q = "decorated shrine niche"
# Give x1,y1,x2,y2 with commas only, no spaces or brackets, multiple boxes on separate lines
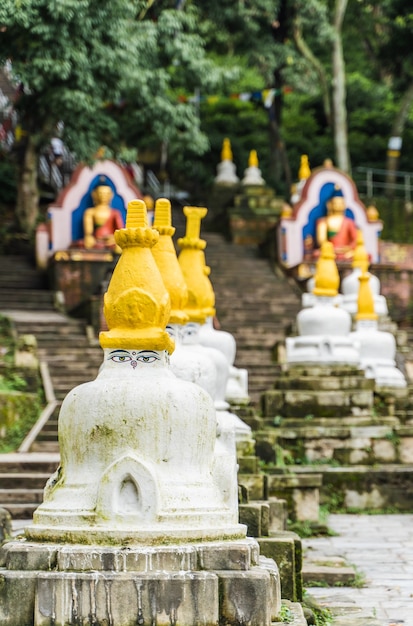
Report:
36,159,142,266
277,164,382,274
35,159,143,320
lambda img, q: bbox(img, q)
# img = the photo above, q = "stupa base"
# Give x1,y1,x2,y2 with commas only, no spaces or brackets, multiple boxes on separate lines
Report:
0,537,281,626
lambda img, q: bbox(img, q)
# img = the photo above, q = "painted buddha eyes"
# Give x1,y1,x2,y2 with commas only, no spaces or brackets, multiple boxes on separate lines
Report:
108,350,160,368
137,353,159,363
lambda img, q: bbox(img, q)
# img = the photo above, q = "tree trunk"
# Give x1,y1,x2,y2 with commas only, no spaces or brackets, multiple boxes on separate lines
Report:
385,79,413,197
15,134,40,238
332,0,350,172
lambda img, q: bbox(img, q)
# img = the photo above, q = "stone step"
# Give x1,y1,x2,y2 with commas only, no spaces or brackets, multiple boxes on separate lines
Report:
0,454,59,475
273,375,374,392
2,502,38,519
0,288,54,304
0,472,52,488
30,441,60,453
262,388,374,419
16,322,88,336
0,488,44,504
302,556,357,587
283,464,413,511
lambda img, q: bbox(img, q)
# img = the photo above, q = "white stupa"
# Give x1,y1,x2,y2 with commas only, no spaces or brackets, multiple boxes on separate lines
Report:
286,241,360,364
26,199,243,545
214,137,239,185
241,149,265,186
11,199,281,626
349,270,406,388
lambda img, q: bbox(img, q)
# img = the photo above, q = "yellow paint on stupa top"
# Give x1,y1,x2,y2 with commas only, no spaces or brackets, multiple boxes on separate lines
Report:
312,241,340,297
221,137,233,162
281,202,293,218
152,198,189,325
352,231,369,272
248,150,259,168
356,271,378,321
178,207,216,323
366,205,379,222
99,199,175,353
298,154,311,181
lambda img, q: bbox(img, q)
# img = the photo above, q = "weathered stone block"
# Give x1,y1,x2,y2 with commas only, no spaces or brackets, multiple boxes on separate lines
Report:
237,455,259,474
267,474,321,522
2,541,58,571
239,503,263,537
196,541,255,571
35,570,219,626
261,390,284,416
257,532,302,602
0,570,37,626
268,498,288,533
372,438,397,463
218,566,276,625
238,473,266,500
398,436,413,463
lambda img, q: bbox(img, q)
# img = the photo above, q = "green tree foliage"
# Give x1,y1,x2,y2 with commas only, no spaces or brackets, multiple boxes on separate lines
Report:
0,0,229,236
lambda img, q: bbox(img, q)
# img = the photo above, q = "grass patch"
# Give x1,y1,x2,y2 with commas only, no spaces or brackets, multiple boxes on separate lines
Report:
0,314,44,453
302,593,333,625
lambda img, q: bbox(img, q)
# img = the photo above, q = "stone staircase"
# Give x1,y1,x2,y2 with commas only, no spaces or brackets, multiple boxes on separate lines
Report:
206,232,302,404
253,362,413,513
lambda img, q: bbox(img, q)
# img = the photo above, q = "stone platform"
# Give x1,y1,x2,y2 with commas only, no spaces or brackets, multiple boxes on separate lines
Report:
0,537,282,626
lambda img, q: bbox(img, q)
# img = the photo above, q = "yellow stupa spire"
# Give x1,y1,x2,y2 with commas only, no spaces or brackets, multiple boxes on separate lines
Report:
178,207,216,323
248,149,259,168
312,241,340,297
221,137,233,162
351,231,369,272
298,154,311,181
152,198,189,325
356,270,378,321
100,199,174,353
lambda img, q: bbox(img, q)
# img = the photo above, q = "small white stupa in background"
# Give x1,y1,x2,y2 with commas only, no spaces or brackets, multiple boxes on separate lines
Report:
241,149,266,186
349,270,407,389
286,241,360,365
339,231,388,318
290,154,311,204
214,137,239,185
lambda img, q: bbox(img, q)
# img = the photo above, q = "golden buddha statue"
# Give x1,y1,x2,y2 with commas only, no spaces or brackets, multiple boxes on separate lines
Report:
315,186,358,260
83,185,124,251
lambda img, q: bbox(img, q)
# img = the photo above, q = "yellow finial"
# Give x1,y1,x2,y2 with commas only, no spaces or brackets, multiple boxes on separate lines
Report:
248,150,259,168
281,202,293,218
99,198,174,353
182,206,208,241
152,198,189,325
366,205,379,222
178,206,216,323
125,199,148,228
356,271,378,321
221,137,233,161
312,241,340,297
153,197,173,232
298,154,311,181
352,231,369,272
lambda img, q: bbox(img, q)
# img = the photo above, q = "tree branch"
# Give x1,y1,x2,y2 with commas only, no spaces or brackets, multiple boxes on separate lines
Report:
292,18,332,127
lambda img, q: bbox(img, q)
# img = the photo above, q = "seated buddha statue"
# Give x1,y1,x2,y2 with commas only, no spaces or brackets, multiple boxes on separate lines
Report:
315,186,358,260
83,185,124,252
